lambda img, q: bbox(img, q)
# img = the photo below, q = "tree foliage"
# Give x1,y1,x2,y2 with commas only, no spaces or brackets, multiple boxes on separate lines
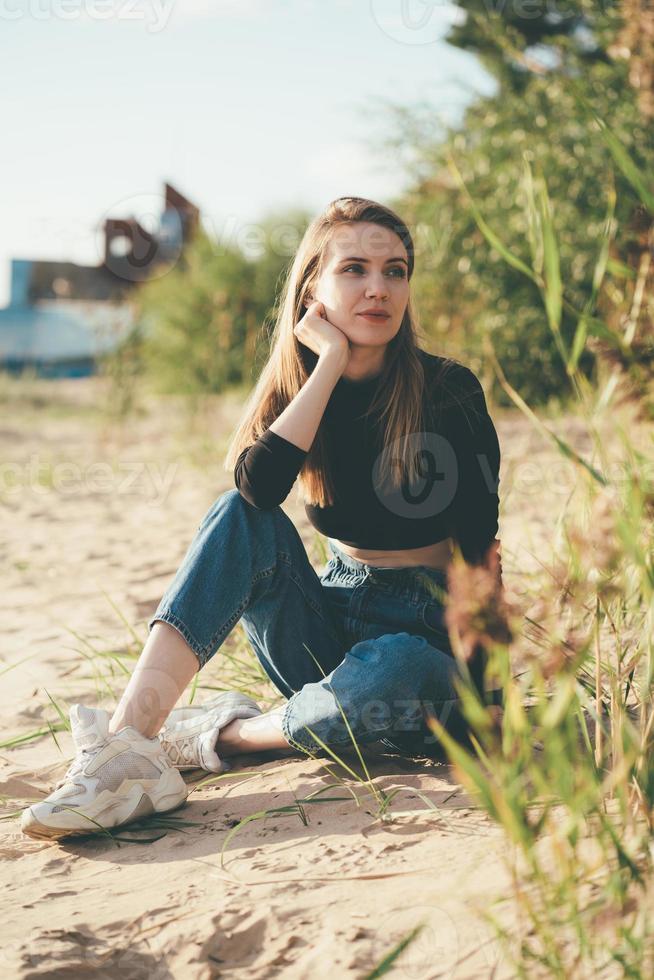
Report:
129,210,311,397
388,0,653,404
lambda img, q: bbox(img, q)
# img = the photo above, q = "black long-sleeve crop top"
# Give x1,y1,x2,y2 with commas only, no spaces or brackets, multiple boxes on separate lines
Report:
233,349,501,566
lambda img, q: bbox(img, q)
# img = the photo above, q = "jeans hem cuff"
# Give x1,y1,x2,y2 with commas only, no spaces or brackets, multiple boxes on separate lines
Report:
281,694,396,756
281,691,323,756
148,610,208,669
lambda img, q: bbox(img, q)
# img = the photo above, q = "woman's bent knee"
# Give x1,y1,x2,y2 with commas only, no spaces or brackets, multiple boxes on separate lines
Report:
197,488,277,534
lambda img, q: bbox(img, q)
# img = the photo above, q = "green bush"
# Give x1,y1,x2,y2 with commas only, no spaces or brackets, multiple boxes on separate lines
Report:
386,0,652,404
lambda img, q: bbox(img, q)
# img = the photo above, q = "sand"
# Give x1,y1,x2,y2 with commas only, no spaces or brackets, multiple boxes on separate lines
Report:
0,376,558,978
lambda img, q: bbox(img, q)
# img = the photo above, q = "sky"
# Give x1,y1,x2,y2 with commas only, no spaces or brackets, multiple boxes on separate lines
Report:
0,0,495,308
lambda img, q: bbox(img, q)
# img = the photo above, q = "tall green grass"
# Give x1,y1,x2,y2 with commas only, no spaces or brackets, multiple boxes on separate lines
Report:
430,104,654,977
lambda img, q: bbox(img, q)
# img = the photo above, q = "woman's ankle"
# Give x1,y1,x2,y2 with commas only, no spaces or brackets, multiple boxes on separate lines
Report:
216,708,292,755
108,699,164,739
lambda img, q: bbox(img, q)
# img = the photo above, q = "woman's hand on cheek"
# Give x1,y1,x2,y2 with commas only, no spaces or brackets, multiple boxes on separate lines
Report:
294,300,351,364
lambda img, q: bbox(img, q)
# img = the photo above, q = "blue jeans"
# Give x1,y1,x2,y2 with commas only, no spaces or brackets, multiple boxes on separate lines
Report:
148,489,499,760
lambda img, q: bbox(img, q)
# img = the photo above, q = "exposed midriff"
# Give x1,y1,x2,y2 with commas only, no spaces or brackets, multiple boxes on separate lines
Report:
332,536,454,570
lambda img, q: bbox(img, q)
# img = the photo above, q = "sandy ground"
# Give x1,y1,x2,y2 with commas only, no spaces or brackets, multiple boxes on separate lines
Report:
0,376,569,979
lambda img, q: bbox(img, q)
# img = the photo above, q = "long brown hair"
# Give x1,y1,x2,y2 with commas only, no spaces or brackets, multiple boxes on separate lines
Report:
223,196,434,508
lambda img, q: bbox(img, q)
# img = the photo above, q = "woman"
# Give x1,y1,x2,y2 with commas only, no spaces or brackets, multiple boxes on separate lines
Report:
21,197,503,841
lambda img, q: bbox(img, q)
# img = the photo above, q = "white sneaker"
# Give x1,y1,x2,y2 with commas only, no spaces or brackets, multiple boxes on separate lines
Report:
159,691,263,773
21,704,189,840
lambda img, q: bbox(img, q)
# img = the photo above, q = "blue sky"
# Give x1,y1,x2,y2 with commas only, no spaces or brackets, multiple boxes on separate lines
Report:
0,0,494,307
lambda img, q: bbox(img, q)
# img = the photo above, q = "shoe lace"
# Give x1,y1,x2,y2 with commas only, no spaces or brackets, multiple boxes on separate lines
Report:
56,740,108,789
160,731,198,766
174,738,196,765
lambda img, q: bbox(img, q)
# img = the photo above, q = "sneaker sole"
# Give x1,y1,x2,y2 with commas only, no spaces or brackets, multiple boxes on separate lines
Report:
20,770,188,841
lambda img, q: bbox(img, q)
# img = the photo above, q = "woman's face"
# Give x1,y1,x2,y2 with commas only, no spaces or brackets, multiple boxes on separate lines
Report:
306,221,410,350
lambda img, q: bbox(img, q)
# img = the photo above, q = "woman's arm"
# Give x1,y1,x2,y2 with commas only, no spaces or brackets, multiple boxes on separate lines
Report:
234,347,347,509
269,346,348,451
446,365,501,572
